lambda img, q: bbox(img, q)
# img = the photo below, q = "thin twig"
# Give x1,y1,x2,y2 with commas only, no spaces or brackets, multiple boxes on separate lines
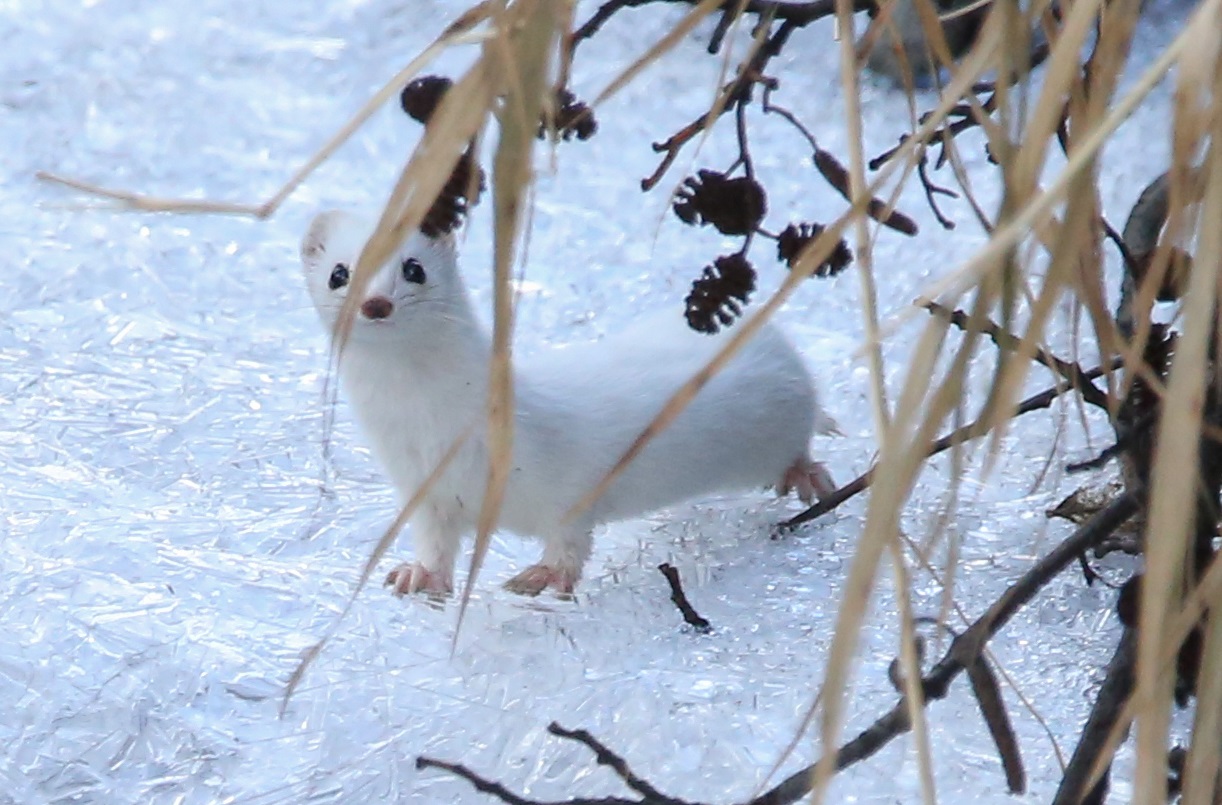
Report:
548,723,680,802
761,90,921,237
967,656,1027,794
782,359,1122,529
923,301,1113,410
641,20,797,190
756,494,1140,805
658,563,713,632
1101,214,1141,278
1049,629,1137,805
1065,410,1158,473
418,496,1140,805
414,757,540,805
868,39,1051,171
916,154,959,230
735,99,755,180
570,0,873,53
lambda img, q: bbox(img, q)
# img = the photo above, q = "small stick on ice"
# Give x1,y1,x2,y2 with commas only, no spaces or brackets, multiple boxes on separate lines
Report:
657,563,711,633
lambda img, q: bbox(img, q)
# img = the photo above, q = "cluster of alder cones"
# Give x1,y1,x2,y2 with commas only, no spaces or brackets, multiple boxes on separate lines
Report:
674,168,852,333
399,75,595,238
400,75,852,334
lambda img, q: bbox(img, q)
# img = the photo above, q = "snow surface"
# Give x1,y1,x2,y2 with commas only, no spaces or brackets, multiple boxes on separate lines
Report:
0,0,1197,802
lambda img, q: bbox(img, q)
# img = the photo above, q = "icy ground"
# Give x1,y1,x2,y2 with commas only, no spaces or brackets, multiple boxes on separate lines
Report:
0,0,1196,802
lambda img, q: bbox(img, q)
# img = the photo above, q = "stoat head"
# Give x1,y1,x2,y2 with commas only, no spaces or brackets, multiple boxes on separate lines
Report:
300,210,463,343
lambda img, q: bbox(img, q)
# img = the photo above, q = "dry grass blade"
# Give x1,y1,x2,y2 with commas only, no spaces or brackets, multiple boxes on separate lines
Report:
1006,0,1105,200
809,2,1107,795
879,0,1212,342
566,18,1007,526
805,25,1037,796
37,5,494,217
981,178,1098,463
940,0,992,22
887,539,938,803
833,0,892,447
333,57,498,351
32,172,266,215
1083,512,1222,796
1178,73,1222,805
810,308,959,803
279,427,472,716
1182,590,1222,803
966,0,1115,463
1133,17,1222,801
456,1,563,634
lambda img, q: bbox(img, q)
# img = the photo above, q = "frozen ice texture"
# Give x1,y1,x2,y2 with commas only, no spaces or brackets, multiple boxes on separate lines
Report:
0,0,1193,802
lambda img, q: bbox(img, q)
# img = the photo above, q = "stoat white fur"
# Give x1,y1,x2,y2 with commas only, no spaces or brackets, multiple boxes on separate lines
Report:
300,210,838,596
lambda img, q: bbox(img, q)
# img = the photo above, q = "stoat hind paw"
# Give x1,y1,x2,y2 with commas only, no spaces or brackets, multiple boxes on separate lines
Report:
503,564,578,598
385,562,453,597
779,458,837,505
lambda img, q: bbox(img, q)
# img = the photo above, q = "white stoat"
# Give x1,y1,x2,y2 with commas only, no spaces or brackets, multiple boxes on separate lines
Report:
300,210,838,596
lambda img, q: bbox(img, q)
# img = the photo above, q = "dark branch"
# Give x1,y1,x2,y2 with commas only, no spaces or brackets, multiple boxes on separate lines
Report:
658,563,713,632
759,493,1139,805
419,496,1139,805
1049,628,1137,805
923,301,1113,411
967,657,1026,794
782,359,1122,529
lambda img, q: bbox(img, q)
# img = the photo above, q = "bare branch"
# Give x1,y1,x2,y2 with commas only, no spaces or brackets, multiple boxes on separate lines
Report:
783,359,1121,529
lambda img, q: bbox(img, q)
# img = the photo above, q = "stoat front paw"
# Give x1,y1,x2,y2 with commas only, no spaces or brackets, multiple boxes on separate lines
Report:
779,458,837,504
385,561,453,597
504,564,578,598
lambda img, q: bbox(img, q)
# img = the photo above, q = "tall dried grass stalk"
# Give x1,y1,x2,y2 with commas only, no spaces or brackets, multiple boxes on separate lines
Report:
35,0,1222,797
1133,14,1222,801
458,0,565,633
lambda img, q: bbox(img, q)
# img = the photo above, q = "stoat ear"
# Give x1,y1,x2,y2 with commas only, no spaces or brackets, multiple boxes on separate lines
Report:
428,230,457,254
301,211,340,264
421,230,459,268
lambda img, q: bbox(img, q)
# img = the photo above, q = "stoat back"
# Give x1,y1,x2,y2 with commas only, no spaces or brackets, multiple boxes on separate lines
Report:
512,313,831,524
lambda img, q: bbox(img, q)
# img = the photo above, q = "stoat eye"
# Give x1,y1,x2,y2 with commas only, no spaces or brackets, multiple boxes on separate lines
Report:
328,263,350,290
401,257,427,285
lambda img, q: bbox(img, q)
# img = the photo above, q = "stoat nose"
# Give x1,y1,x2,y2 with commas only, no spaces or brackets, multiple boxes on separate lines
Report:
361,297,394,320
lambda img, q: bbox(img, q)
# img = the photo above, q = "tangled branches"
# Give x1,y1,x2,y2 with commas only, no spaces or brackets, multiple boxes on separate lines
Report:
417,495,1140,805
418,12,1217,801
565,0,932,333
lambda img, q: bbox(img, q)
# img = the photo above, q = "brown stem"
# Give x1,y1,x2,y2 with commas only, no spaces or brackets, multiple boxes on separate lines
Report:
1049,628,1136,805
658,563,713,632
782,359,1121,529
758,493,1139,805
417,495,1140,805
923,301,1113,411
